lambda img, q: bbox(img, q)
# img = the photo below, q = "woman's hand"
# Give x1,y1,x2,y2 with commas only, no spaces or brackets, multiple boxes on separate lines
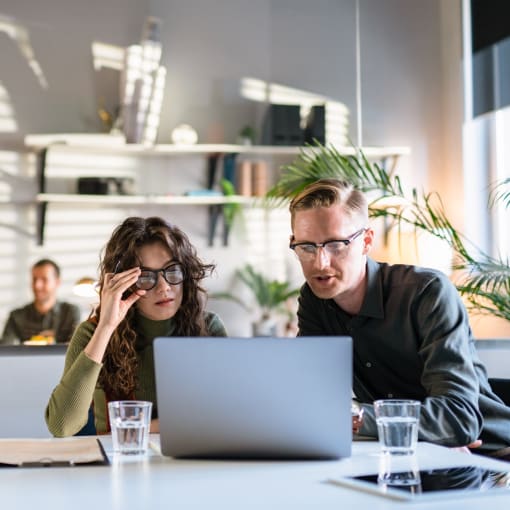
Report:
84,267,145,363
99,267,144,330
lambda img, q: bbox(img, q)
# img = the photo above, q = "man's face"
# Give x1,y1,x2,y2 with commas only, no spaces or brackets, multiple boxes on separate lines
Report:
291,204,372,304
31,264,60,306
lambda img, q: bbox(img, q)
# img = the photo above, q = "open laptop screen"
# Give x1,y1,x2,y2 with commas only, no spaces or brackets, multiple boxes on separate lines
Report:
154,336,352,460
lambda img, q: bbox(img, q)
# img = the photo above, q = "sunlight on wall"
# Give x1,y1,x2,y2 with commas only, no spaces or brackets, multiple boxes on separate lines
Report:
240,77,349,147
493,108,510,259
92,42,125,71
384,228,453,276
0,82,18,132
0,14,47,89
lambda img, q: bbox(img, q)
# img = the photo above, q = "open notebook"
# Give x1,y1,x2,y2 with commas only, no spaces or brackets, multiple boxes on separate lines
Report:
0,437,108,467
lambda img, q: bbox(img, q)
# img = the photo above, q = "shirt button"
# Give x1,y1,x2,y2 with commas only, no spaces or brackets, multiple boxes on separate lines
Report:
365,362,372,368
388,393,393,398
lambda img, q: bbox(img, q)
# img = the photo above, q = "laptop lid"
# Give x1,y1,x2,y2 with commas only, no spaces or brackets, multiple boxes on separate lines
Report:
153,336,352,460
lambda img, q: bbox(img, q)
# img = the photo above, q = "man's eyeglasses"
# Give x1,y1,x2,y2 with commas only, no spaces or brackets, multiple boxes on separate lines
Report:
136,263,184,290
289,228,367,261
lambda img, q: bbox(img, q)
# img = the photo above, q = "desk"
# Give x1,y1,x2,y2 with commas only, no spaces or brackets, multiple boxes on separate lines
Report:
1,437,509,509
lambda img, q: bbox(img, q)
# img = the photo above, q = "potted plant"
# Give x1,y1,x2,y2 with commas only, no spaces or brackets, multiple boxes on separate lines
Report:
213,264,300,336
237,125,256,145
265,143,510,323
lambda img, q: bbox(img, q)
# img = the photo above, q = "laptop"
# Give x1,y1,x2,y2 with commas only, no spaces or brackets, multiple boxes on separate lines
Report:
153,336,352,460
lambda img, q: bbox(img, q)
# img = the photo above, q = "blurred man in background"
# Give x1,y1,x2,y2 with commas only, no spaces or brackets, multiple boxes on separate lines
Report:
1,258,80,345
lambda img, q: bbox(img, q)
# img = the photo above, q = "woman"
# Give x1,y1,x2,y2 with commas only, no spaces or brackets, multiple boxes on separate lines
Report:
46,216,227,437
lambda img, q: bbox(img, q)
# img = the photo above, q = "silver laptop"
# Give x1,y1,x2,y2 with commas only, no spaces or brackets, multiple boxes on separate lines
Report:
153,336,352,460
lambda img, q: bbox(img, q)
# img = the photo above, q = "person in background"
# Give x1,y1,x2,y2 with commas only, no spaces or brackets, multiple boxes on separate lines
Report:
289,178,510,460
45,216,227,437
1,258,80,345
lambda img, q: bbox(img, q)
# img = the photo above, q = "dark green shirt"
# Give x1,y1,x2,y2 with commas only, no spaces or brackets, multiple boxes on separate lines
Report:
1,301,81,345
297,257,510,453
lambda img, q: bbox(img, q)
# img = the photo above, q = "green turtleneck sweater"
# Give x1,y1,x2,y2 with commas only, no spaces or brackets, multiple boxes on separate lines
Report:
45,311,227,437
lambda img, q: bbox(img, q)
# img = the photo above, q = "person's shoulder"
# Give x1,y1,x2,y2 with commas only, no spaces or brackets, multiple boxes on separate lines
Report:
376,260,459,306
6,302,34,317
58,301,81,313
64,318,98,358
375,259,449,285
204,310,228,336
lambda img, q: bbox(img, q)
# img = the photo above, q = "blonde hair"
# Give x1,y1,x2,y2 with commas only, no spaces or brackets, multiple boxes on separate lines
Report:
289,179,368,228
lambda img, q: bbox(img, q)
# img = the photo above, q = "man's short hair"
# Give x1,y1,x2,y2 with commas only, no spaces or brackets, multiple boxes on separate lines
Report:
32,258,61,278
289,179,368,228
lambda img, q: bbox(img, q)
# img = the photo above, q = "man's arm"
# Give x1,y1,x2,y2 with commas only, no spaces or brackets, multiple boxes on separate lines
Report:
416,275,483,446
360,274,483,447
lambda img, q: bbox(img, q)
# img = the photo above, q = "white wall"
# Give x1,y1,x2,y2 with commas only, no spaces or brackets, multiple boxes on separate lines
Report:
4,1,501,337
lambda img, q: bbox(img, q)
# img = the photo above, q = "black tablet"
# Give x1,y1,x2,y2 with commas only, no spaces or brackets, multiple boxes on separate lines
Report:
329,465,510,502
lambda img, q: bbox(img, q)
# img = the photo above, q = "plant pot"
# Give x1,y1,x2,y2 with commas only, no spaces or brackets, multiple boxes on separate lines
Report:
252,318,278,337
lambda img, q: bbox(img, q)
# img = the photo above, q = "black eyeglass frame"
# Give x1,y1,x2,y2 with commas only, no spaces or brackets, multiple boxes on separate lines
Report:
289,228,367,255
136,263,185,290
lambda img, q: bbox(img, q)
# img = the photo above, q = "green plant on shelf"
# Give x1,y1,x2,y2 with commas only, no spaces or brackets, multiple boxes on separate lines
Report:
237,125,256,145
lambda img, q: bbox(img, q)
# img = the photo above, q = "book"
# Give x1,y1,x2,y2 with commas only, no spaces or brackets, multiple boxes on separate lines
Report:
0,437,108,467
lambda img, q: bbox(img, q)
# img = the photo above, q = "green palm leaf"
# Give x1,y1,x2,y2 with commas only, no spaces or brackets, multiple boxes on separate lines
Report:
489,178,510,209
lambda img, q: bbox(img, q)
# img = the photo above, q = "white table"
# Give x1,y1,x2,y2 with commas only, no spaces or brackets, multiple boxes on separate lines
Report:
2,437,509,509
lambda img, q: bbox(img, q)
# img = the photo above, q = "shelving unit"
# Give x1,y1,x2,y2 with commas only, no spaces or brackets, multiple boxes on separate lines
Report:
35,193,254,205
22,138,411,245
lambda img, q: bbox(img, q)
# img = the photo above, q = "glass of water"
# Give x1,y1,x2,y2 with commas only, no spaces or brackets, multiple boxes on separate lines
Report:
108,400,153,455
374,399,421,455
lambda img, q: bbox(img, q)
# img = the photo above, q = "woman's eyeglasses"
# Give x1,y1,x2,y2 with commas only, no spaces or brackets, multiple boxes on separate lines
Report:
136,264,184,290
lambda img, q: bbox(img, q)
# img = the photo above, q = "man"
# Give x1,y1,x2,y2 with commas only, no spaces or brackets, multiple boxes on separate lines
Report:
289,178,510,458
1,259,80,345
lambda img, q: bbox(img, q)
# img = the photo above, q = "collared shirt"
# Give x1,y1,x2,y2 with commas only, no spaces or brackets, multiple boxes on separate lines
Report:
297,257,510,453
1,301,81,345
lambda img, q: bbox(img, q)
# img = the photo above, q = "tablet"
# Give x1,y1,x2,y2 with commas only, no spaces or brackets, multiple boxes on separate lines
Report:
329,465,510,502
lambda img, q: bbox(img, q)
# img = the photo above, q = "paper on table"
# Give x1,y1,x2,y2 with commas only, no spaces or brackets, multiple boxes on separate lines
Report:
0,437,108,467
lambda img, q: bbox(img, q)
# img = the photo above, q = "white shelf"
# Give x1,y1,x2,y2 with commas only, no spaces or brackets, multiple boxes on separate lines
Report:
22,137,410,245
36,193,256,206
24,137,411,159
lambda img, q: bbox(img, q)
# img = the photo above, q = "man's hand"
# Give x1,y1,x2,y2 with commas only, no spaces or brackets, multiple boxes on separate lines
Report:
451,439,483,454
352,407,364,435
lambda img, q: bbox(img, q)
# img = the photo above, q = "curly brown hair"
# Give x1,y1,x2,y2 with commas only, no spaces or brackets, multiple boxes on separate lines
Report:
94,216,214,399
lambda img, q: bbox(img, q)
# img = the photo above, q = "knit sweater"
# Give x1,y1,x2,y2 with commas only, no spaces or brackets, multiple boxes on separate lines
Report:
45,311,227,437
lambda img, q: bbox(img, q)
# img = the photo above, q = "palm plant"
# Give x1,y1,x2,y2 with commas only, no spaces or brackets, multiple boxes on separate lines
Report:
266,144,510,322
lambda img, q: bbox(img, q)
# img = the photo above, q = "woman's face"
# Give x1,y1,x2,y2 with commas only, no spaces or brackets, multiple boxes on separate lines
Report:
135,242,184,321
